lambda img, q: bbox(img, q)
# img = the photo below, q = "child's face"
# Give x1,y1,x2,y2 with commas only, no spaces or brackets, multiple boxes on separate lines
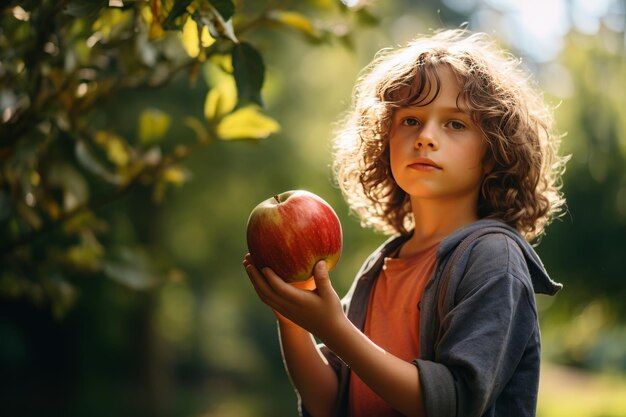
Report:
389,66,489,207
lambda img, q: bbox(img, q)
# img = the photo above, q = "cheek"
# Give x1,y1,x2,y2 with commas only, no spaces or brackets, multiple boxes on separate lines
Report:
463,140,489,170
388,139,404,181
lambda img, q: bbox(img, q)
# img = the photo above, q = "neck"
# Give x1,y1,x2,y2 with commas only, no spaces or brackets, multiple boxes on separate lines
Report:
400,195,479,257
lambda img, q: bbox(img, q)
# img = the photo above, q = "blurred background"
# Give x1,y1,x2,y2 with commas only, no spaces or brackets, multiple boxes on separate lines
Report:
1,0,626,416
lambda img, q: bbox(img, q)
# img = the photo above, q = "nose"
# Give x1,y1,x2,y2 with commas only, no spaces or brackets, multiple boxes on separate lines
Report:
415,137,436,149
415,123,438,150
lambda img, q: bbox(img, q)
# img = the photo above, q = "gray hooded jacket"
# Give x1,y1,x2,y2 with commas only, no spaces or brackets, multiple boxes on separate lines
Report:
299,219,562,417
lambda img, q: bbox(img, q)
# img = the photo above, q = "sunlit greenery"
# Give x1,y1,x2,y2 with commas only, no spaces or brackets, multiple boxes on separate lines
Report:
1,0,625,416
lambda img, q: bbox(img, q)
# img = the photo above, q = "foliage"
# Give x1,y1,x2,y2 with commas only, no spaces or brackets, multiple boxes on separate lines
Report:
2,1,626,416
0,0,376,318
536,24,626,318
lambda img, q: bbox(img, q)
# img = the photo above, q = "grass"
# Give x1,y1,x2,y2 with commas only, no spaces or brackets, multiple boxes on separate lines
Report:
539,362,626,417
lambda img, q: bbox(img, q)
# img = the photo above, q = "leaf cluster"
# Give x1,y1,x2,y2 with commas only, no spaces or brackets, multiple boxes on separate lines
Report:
0,0,379,317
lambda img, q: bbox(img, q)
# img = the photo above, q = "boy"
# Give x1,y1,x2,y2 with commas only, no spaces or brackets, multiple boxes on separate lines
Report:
243,29,567,417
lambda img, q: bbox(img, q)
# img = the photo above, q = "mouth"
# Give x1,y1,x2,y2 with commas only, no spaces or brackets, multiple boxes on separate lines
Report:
408,158,442,171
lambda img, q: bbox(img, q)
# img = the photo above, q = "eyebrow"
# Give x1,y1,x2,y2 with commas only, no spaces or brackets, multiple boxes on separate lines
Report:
440,106,468,115
396,106,469,115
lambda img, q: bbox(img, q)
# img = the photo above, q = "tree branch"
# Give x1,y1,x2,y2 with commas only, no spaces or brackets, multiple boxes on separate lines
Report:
0,132,212,257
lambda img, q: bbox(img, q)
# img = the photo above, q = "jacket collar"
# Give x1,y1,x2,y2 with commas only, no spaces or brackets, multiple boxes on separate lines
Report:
437,219,562,295
371,219,562,295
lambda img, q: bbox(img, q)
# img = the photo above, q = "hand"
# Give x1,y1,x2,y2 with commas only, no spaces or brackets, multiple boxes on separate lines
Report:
243,253,346,340
268,276,317,325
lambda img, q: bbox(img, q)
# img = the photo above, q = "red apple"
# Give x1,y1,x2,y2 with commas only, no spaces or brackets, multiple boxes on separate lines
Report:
246,190,342,282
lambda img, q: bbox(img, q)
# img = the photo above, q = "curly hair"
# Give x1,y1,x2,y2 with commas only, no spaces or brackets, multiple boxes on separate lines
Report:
332,29,568,241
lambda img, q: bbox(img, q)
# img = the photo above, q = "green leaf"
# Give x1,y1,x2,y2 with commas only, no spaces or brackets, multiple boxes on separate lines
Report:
179,16,216,57
75,141,121,185
162,0,193,30
94,131,131,167
232,42,265,107
198,6,237,43
204,78,237,120
65,238,104,271
64,0,108,17
209,0,235,22
47,163,89,212
202,57,233,87
268,10,320,39
216,105,280,140
184,117,212,144
139,108,172,145
162,165,191,186
62,209,107,235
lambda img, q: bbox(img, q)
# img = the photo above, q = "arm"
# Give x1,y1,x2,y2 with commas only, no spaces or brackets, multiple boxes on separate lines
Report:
435,275,537,415
244,255,426,417
278,320,338,417
418,235,540,417
322,314,426,417
244,256,338,417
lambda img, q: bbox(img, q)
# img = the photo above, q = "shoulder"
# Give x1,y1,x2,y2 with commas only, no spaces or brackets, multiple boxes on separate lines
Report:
448,233,539,319
461,232,534,293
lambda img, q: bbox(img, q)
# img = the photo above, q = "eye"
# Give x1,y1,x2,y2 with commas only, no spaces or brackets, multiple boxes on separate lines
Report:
401,117,420,127
447,120,466,130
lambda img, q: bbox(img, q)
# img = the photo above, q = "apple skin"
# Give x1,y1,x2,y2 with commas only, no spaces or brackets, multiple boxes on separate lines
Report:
246,190,342,283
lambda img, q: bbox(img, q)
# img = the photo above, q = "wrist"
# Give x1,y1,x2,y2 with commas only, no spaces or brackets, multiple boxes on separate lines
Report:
275,311,296,326
275,310,309,331
276,314,313,340
316,310,352,348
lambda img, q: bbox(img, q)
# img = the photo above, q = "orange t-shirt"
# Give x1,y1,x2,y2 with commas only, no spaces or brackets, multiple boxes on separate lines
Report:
348,243,439,417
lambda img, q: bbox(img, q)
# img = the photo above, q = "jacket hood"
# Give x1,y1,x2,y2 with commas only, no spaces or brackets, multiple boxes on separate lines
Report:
437,219,562,295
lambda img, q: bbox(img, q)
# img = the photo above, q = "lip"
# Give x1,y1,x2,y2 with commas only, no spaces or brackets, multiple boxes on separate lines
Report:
408,158,442,171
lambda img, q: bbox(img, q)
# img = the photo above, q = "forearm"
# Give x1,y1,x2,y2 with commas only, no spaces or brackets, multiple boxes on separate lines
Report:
244,259,418,415
278,319,338,417
321,316,426,417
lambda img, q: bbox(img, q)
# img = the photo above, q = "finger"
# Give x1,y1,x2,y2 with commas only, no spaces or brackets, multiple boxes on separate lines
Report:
244,262,284,308
244,255,277,296
262,267,300,297
253,268,300,319
243,253,255,268
312,260,334,297
243,261,267,296
262,267,320,312
243,255,293,296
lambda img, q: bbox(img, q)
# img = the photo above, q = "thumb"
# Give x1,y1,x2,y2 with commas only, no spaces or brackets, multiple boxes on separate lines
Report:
312,260,333,296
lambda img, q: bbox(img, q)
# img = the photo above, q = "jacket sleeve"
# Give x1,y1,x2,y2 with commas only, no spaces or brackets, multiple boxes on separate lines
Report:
415,234,539,417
